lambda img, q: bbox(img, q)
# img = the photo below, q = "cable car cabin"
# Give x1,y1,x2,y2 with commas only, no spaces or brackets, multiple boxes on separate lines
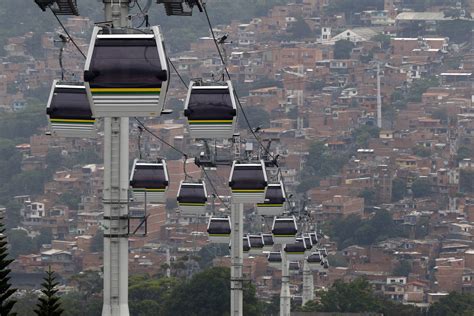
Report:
207,217,231,243
262,233,274,251
130,159,169,203
177,181,208,215
321,248,328,258
306,251,323,271
257,182,286,216
243,235,251,258
289,261,300,276
303,235,313,255
46,80,96,138
248,234,264,255
322,258,330,270
84,26,169,117
184,81,237,139
284,238,306,261
309,232,318,246
229,160,268,204
272,216,298,244
267,251,282,268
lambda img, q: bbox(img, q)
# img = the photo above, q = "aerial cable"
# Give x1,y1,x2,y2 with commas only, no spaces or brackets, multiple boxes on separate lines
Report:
50,10,86,59
202,4,275,162
168,57,189,89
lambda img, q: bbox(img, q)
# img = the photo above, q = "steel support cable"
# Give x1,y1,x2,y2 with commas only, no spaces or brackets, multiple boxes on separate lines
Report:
134,117,231,211
51,10,87,59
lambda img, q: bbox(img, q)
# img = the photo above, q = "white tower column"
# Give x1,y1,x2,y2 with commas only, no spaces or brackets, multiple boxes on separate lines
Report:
302,260,314,306
280,249,291,316
101,1,131,316
230,203,244,316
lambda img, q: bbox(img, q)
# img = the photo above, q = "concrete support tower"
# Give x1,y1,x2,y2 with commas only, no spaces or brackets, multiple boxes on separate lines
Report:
302,260,314,306
231,203,244,316
101,1,131,316
280,250,291,316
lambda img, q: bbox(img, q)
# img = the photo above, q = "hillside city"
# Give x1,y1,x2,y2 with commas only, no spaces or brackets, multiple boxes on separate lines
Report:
1,0,474,315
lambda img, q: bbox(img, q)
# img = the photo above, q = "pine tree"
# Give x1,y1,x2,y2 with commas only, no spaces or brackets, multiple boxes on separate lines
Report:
34,267,63,316
0,217,17,316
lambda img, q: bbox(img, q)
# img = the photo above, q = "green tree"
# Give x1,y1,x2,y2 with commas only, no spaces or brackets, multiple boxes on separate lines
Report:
392,178,406,202
3,201,21,229
407,77,440,102
197,244,229,269
34,267,63,316
353,125,380,147
413,145,431,157
163,267,262,316
90,230,103,253
393,260,412,277
287,16,312,39
411,178,431,198
334,40,355,59
358,188,376,206
129,276,180,315
371,34,391,50
457,146,472,161
7,228,35,258
0,218,17,315
58,192,82,210
459,169,474,193
428,292,474,316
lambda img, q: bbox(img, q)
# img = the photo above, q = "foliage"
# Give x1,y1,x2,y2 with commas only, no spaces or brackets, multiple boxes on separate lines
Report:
34,267,64,316
300,278,422,315
90,230,103,253
334,40,355,59
353,125,380,148
438,20,473,44
129,276,180,316
58,191,82,210
371,34,391,50
60,292,101,316
287,16,312,39
457,146,473,162
0,104,46,141
393,259,412,277
428,292,474,316
392,178,407,202
3,201,22,229
330,210,408,250
238,106,271,130
358,188,376,206
459,169,474,193
162,267,262,316
413,145,431,158
7,228,52,258
411,178,432,198
0,218,17,315
197,243,229,269
407,77,440,103
297,142,349,192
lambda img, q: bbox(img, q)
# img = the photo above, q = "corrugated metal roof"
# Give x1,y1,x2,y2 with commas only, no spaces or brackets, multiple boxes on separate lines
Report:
396,12,447,21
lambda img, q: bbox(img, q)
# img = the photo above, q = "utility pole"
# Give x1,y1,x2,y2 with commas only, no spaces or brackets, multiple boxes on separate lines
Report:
101,1,131,316
302,260,314,306
230,203,244,316
376,62,382,129
280,249,291,316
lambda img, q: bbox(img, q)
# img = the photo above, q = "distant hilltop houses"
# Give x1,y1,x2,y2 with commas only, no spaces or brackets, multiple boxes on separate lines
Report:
2,0,474,308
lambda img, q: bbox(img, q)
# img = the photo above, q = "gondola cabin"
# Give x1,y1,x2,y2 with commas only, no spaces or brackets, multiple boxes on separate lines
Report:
207,217,231,243
46,80,96,138
309,232,318,246
243,235,251,258
272,216,298,244
267,251,282,268
289,261,300,275
284,238,306,261
303,235,313,255
84,26,169,117
262,234,274,251
184,81,237,139
177,181,208,215
130,159,169,203
256,182,286,216
321,248,328,258
229,160,268,203
306,251,323,271
248,234,264,255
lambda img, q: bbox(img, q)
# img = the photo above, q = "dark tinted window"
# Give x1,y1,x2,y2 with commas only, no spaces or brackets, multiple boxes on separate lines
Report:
90,39,163,87
186,88,235,120
264,185,285,203
231,165,266,189
249,236,264,248
268,252,281,262
262,235,274,246
48,88,92,119
131,164,167,188
272,220,297,235
285,241,305,252
178,184,207,203
208,219,231,234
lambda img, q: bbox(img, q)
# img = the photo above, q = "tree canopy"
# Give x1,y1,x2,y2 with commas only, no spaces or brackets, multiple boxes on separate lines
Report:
334,40,355,59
